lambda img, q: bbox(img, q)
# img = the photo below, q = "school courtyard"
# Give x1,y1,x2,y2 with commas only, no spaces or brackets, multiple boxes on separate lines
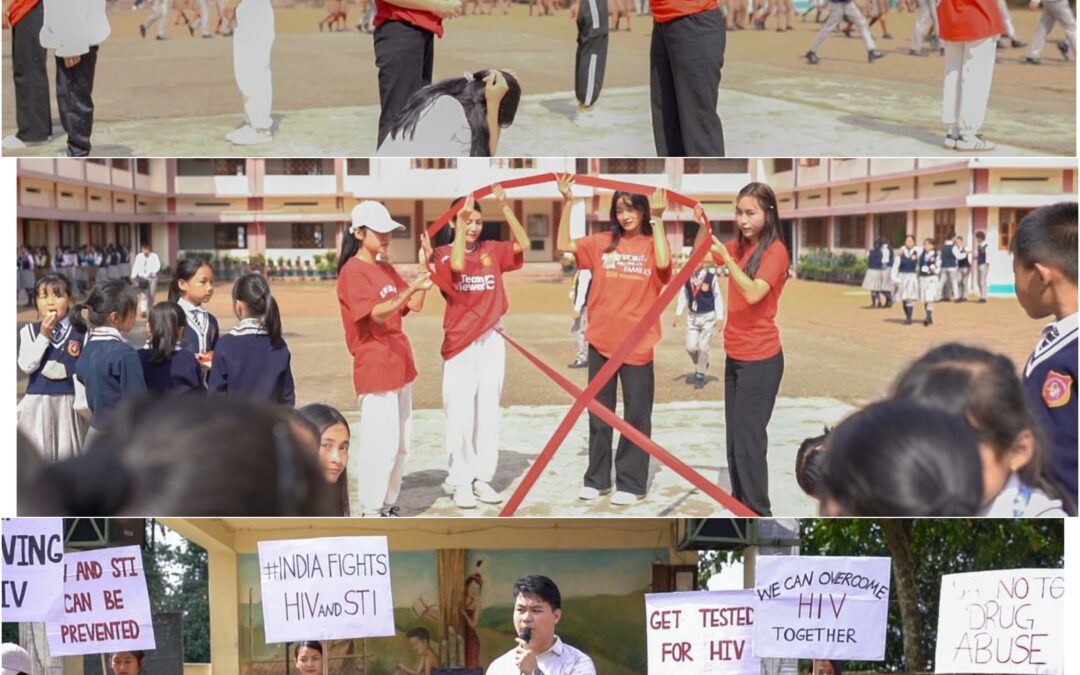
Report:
1,3,1075,156
15,273,1048,517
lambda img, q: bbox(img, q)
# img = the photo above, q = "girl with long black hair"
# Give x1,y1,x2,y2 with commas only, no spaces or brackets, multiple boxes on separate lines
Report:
377,69,520,156
693,181,789,516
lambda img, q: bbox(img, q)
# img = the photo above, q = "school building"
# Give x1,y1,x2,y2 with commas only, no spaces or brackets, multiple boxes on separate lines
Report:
16,157,1076,294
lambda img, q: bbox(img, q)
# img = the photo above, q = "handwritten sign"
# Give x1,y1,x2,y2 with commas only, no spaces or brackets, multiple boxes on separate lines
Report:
2,518,65,622
646,590,760,674
752,556,891,661
46,545,155,656
934,569,1064,674
257,536,395,643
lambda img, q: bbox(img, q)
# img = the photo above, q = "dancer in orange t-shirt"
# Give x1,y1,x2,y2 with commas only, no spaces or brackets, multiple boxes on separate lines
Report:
556,174,672,506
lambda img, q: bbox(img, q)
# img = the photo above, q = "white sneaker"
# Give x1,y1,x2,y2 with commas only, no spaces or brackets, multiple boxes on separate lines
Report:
225,125,273,146
453,484,478,509
953,134,995,151
578,486,611,501
610,490,644,506
2,134,48,150
472,481,504,504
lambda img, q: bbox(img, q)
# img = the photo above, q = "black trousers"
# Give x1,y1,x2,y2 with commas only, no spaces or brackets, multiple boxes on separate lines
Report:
575,0,608,107
584,345,654,496
55,46,98,157
649,7,726,156
11,2,52,143
373,20,435,147
724,350,784,516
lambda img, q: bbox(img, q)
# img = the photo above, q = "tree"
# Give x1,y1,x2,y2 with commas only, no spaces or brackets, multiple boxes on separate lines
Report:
142,520,212,663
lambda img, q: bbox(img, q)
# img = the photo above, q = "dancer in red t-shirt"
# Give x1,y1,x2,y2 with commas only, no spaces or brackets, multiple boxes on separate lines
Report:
556,174,673,506
422,185,528,510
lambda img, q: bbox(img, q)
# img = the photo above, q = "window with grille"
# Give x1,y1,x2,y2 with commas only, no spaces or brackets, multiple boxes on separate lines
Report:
136,159,151,175
575,158,590,174
347,159,370,175
833,215,866,249
999,208,1034,251
774,159,793,173
873,212,907,246
802,218,827,247
111,159,129,170
178,159,247,176
215,224,247,249
291,223,329,248
265,159,333,175
933,209,956,246
683,159,748,174
60,221,80,248
411,159,458,170
490,158,537,169
89,223,107,246
598,158,665,174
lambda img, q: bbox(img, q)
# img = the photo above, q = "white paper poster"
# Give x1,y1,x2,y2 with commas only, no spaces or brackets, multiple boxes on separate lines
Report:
2,518,65,622
934,568,1064,674
46,545,156,656
257,536,395,643
646,590,760,674
752,555,891,661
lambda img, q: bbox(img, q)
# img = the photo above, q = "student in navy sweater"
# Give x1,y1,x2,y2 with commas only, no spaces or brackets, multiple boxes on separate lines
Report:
72,278,147,439
139,302,205,397
208,273,295,405
168,258,219,373
1011,202,1078,508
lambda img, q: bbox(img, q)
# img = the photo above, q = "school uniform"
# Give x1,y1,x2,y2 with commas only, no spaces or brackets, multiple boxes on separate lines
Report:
570,269,592,366
432,240,523,492
912,0,941,53
575,0,609,108
978,474,1066,517
141,0,171,39
892,245,920,302
337,256,418,516
138,347,205,397
233,0,275,132
1027,0,1076,60
373,1,443,147
809,0,878,53
7,0,52,145
75,326,147,431
648,0,726,156
938,239,959,300
975,240,989,300
130,251,161,314
17,318,88,461
17,253,36,304
207,318,295,405
861,246,893,295
917,249,941,302
1023,312,1078,507
39,0,110,157
177,297,220,355
575,232,673,497
955,244,971,299
939,0,1005,141
675,269,724,378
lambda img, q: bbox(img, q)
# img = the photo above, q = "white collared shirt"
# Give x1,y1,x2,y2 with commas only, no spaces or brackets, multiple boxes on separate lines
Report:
978,474,1066,518
130,251,161,280
486,636,596,675
1025,312,1079,378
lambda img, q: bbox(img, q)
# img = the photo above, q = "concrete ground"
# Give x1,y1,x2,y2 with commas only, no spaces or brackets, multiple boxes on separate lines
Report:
2,4,1074,156
16,274,1047,517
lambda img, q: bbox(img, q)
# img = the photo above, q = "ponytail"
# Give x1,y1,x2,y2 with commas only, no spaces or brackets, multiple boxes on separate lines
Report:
337,227,362,274
148,302,187,363
233,273,283,347
69,303,90,334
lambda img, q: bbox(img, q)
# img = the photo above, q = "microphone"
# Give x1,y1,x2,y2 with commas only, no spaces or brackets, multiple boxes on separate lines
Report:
518,626,532,645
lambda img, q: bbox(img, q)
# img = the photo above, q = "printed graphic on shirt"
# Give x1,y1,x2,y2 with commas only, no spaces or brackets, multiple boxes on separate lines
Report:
1042,370,1073,408
600,250,654,278
453,274,497,292
67,340,81,357
379,284,398,299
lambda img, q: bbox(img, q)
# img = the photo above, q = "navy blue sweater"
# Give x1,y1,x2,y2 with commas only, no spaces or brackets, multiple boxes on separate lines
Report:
207,322,295,406
139,348,206,397
76,330,147,429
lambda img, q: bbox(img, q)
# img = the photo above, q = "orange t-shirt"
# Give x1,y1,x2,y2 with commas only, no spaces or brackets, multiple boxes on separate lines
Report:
8,0,40,26
574,232,673,366
336,257,418,395
937,0,1006,42
649,0,719,23
713,239,789,362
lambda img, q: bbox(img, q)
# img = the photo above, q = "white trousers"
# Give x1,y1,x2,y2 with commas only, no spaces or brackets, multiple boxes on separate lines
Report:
810,1,876,52
912,0,939,51
996,0,1017,38
354,384,412,515
143,0,169,38
1029,0,1076,56
218,0,234,33
194,0,209,35
977,263,989,300
443,328,505,487
572,311,588,363
233,0,275,130
941,38,996,135
685,311,717,376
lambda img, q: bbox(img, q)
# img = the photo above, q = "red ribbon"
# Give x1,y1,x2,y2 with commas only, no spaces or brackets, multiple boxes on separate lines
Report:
422,173,757,517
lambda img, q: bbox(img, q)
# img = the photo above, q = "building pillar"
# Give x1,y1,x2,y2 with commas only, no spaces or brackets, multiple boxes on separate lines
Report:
168,222,179,270
208,549,241,675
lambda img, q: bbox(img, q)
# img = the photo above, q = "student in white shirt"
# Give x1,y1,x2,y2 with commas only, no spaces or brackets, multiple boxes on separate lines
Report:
129,243,162,317
486,575,596,675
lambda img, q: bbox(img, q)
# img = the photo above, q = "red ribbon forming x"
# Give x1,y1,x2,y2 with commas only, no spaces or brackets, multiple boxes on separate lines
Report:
422,173,757,518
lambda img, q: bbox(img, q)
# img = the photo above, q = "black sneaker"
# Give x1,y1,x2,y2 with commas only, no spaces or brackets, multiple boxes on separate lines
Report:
568,359,587,369
978,299,987,303
910,48,927,56
868,49,886,62
694,374,705,390
806,50,820,64
1057,40,1070,60
1024,55,1042,65
140,24,147,38
380,506,401,517
1010,38,1026,48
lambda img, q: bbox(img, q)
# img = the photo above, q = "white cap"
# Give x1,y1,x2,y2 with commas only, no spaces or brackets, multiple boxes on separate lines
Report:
350,201,405,235
2,644,33,675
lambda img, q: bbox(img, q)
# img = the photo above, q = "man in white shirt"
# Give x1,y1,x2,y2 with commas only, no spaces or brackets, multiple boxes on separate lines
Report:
129,243,161,317
486,575,595,675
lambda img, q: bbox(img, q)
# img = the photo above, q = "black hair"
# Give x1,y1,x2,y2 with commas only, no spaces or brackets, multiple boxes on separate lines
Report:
168,258,213,303
280,406,321,450
294,642,323,658
511,574,561,611
975,230,986,241
406,627,431,643
70,278,138,333
147,302,188,364
1011,202,1078,284
298,403,351,517
891,343,1074,514
34,272,74,302
735,182,785,279
233,273,283,347
338,223,363,274
385,70,522,157
606,191,653,253
795,428,829,498
111,651,146,663
819,399,984,517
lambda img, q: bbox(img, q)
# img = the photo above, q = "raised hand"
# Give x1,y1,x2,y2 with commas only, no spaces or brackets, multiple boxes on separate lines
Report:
650,187,668,217
556,173,575,200
491,183,508,203
484,71,509,106
419,231,434,264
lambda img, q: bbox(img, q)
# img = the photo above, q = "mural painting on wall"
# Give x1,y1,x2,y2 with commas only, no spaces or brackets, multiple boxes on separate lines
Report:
238,548,659,675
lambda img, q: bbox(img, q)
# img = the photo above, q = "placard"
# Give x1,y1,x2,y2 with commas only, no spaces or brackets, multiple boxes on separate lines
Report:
646,590,760,674
752,556,891,660
2,518,65,622
934,568,1064,674
46,545,156,656
257,536,395,643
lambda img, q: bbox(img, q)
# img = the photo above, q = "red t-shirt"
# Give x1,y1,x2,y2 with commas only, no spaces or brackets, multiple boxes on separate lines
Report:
937,0,1006,42
575,232,673,366
336,257,418,395
649,0,719,23
432,240,523,361
713,239,788,362
8,0,40,26
374,0,444,38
